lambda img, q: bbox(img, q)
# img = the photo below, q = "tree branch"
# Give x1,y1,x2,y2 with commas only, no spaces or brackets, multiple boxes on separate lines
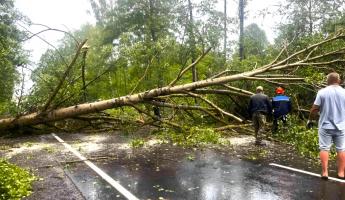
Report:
184,91,243,122
41,39,87,112
169,47,211,86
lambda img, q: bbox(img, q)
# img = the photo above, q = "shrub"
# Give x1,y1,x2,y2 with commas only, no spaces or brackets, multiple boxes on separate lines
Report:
0,159,36,200
275,125,320,158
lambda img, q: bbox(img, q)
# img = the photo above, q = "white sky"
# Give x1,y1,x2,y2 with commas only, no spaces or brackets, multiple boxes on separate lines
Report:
15,0,95,63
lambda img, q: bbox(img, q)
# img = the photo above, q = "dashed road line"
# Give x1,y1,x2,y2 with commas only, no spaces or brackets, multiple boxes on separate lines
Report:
52,133,139,200
270,163,345,183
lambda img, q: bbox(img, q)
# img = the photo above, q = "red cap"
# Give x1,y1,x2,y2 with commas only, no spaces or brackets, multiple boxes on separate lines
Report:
275,87,285,94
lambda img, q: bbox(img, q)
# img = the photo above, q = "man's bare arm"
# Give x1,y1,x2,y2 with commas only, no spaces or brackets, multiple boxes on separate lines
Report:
308,104,320,120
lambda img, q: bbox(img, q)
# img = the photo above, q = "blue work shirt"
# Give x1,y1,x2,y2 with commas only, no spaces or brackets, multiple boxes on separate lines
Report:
272,95,291,118
314,85,345,130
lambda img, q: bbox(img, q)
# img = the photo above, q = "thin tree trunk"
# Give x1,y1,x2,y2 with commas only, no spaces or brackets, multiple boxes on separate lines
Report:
149,0,157,42
308,0,313,34
81,49,87,102
188,0,197,82
239,0,244,61
224,0,227,59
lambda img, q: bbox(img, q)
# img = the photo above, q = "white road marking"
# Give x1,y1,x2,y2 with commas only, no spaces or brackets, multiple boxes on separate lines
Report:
270,163,345,183
51,133,139,200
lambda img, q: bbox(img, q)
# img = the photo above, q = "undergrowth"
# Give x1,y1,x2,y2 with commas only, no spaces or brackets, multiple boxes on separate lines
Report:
274,125,320,158
155,126,229,148
273,117,336,159
0,159,36,200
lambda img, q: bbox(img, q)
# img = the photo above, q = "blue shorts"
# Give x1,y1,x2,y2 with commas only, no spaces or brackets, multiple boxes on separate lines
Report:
319,128,345,152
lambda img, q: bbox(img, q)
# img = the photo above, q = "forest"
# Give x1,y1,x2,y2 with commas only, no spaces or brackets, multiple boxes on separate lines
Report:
1,0,345,132
2,0,345,198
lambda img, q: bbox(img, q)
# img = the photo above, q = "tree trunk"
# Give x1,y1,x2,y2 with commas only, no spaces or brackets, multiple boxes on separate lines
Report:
188,0,197,82
308,0,313,34
224,0,227,59
81,49,87,102
239,0,245,61
0,66,275,130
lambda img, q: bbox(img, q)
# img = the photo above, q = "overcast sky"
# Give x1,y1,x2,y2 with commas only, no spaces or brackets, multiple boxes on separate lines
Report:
15,0,94,63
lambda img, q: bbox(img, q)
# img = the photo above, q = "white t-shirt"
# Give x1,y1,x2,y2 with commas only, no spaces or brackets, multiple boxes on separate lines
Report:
314,85,345,130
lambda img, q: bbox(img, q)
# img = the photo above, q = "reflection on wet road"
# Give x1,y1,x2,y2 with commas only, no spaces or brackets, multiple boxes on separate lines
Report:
65,149,345,200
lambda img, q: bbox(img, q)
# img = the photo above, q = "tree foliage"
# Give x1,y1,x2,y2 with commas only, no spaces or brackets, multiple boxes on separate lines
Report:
3,0,345,138
0,0,27,115
276,0,345,40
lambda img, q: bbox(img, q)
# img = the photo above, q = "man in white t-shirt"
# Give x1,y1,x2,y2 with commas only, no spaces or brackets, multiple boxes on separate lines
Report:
307,72,345,180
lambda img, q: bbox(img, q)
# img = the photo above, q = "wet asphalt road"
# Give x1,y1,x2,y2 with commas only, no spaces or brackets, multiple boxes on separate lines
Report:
64,149,345,200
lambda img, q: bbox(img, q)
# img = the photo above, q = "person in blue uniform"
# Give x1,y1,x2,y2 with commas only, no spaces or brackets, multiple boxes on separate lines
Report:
272,87,292,133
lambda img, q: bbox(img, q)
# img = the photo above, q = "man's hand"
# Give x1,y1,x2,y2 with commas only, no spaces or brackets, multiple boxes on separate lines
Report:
306,120,315,129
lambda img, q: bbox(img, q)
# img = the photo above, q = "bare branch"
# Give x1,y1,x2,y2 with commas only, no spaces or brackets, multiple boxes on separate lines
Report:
221,85,254,96
210,70,241,79
169,47,211,86
184,91,243,122
272,34,345,67
41,39,87,112
268,34,297,65
21,27,79,44
194,89,251,97
307,47,345,62
17,23,70,67
145,100,228,125
215,123,251,131
145,100,214,111
130,55,157,95
130,104,182,129
242,77,305,81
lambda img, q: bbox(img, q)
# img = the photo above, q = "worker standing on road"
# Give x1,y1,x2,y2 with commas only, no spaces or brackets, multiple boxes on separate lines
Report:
307,72,345,180
248,86,272,146
272,87,292,133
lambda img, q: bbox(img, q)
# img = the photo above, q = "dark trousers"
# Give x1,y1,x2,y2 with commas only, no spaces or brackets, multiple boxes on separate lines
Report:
272,115,287,133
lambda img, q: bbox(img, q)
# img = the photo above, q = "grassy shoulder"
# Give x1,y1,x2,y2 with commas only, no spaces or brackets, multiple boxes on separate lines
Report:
0,159,36,200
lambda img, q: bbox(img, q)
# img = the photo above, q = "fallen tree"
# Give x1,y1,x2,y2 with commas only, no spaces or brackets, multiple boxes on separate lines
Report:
1,32,345,131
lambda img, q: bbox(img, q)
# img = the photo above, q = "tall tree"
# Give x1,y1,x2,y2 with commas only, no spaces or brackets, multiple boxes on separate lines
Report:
223,0,227,59
187,0,197,82
277,0,345,39
0,0,27,114
243,23,268,57
238,0,245,60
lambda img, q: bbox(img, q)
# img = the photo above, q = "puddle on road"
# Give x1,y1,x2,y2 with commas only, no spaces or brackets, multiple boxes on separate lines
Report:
65,149,345,200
